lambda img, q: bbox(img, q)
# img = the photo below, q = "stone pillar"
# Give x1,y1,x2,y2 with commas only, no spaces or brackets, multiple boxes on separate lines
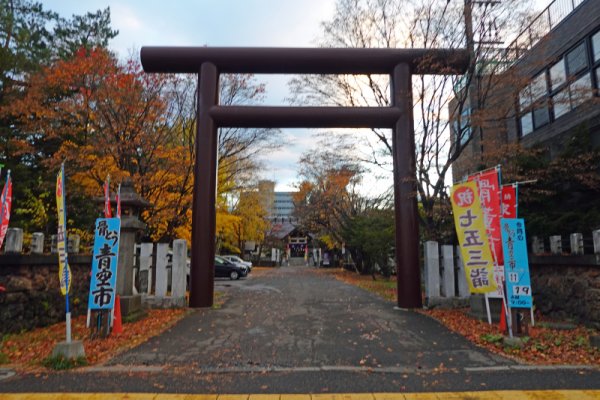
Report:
154,243,169,297
441,245,455,298
531,236,544,254
138,242,153,294
594,230,600,254
456,246,469,297
50,234,58,254
570,233,584,255
424,241,440,299
171,239,188,300
67,234,80,254
549,235,562,255
30,232,44,254
5,228,23,253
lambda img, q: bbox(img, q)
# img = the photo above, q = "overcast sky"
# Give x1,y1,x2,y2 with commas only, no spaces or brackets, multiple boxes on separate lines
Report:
42,0,548,192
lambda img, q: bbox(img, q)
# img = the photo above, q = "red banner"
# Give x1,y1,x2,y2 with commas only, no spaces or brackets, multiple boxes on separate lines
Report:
0,174,13,249
468,169,503,266
501,184,518,219
104,177,112,218
116,183,121,218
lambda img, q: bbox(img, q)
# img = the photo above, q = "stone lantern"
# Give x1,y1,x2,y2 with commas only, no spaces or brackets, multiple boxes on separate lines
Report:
98,178,151,318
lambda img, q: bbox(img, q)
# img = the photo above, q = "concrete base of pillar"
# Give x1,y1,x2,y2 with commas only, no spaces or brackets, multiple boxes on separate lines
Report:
469,294,503,322
425,296,470,309
51,340,85,360
143,295,187,309
119,294,142,318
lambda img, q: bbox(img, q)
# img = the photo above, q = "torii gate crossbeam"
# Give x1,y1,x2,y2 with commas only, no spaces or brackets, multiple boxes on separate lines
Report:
140,46,469,309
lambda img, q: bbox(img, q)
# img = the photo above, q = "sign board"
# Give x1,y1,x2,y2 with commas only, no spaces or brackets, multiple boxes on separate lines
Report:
88,218,121,310
450,181,497,294
500,218,532,308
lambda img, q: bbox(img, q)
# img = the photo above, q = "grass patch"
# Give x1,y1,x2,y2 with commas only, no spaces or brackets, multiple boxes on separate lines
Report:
480,333,503,344
41,355,87,370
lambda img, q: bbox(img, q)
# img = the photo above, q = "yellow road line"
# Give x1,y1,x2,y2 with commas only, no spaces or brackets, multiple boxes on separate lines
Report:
1,391,600,400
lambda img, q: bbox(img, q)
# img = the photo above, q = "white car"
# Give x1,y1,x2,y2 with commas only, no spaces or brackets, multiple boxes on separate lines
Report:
221,255,252,272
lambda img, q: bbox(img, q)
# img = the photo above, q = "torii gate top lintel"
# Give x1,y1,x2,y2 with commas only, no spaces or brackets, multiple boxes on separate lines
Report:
140,46,469,75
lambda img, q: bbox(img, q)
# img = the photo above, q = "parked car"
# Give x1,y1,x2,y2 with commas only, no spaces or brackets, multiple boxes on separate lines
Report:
221,255,253,272
214,255,248,280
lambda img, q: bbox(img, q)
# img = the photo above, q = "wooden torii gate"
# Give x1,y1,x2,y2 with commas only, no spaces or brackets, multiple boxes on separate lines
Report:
140,47,468,309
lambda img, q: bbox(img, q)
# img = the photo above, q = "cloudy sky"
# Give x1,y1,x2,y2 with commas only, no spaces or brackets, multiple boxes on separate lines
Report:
42,0,548,192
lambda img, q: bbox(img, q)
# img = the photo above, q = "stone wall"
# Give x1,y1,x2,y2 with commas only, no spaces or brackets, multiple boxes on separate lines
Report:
530,257,600,329
0,254,92,335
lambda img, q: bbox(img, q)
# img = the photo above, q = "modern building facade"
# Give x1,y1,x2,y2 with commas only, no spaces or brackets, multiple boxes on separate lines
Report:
452,0,600,182
258,180,297,223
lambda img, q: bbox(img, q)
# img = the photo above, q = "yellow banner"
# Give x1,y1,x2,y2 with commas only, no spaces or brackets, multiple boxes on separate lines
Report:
450,181,497,294
56,166,71,296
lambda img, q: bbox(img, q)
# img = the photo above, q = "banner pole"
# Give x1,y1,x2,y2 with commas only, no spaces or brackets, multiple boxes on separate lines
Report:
66,292,71,343
484,293,492,325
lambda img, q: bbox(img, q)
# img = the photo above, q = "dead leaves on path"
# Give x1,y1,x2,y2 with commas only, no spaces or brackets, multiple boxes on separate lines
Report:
1,309,187,371
321,267,599,366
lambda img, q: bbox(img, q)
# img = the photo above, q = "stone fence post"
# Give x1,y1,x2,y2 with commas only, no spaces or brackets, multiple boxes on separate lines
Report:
5,228,23,253
570,233,583,255
531,236,544,254
172,239,188,300
593,230,600,255
424,241,440,299
549,235,562,255
456,246,469,297
30,232,44,254
154,243,169,297
441,245,455,298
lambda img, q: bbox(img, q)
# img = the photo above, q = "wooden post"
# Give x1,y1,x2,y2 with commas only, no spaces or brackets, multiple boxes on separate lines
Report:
190,62,218,308
392,63,422,308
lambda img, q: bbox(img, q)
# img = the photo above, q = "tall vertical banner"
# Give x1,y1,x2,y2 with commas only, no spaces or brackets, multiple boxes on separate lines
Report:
56,164,73,342
56,165,71,296
88,218,121,310
0,171,12,250
500,218,533,308
450,181,497,294
468,169,504,298
501,184,518,218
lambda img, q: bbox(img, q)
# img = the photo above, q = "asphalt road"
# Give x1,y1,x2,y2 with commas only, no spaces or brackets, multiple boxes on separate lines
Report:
1,266,599,394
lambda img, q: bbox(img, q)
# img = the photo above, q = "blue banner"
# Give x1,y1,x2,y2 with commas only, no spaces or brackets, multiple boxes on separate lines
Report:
88,218,121,310
500,218,532,308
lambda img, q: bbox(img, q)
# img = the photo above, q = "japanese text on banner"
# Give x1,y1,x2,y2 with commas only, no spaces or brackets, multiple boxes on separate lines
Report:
500,218,533,308
501,184,518,218
450,181,497,294
468,170,503,265
88,218,121,310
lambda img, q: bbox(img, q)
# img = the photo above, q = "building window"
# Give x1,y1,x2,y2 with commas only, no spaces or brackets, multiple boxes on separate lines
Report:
550,59,566,90
531,72,547,101
570,72,593,108
520,112,533,136
593,31,600,62
453,106,471,146
552,89,570,119
533,104,550,128
596,67,600,89
566,42,588,76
